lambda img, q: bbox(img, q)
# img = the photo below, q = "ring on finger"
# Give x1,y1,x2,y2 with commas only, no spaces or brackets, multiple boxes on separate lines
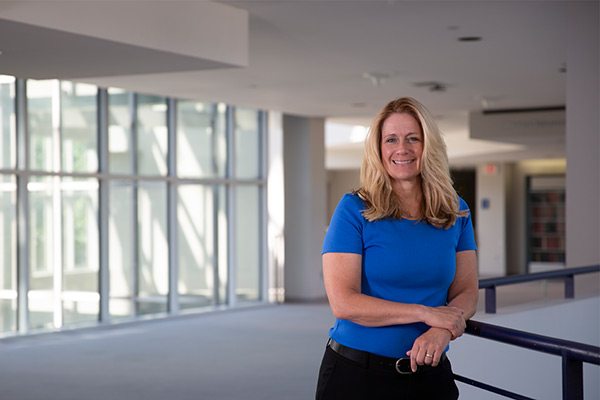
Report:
425,353,433,358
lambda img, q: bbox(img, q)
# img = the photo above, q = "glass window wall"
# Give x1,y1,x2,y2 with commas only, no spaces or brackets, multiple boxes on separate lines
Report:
108,88,133,175
61,177,99,326
137,181,168,315
28,177,100,329
177,185,226,309
28,80,59,172
2,74,267,336
0,75,16,169
109,181,135,319
28,176,58,330
61,82,98,173
177,101,227,178
137,95,168,176
235,185,260,301
234,108,260,179
0,175,17,333
217,185,228,305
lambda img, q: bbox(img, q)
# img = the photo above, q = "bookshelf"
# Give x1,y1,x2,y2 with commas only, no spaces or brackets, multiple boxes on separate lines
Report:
526,176,565,272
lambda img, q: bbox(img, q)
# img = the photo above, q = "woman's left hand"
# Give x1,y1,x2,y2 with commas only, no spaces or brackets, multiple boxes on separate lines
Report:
406,327,452,372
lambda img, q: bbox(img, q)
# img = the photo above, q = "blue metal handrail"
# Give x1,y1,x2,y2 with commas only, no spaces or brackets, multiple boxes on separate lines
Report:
456,319,600,400
479,264,600,313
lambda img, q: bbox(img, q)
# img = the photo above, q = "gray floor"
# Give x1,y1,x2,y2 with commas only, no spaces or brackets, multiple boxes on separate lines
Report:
0,274,597,400
0,304,334,400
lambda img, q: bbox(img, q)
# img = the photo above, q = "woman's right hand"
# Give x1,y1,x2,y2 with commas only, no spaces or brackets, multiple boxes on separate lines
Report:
421,306,466,339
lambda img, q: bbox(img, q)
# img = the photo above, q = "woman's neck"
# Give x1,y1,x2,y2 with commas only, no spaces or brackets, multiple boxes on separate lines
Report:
392,179,423,218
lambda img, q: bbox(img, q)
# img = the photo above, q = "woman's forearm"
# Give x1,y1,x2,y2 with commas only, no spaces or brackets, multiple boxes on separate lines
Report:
330,291,427,326
447,288,478,320
330,291,466,338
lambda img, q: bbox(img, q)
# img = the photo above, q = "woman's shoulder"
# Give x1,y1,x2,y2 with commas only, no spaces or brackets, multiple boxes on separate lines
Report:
333,192,368,221
339,192,366,210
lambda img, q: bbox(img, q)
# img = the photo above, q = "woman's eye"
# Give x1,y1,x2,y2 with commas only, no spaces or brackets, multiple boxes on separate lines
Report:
385,137,397,143
407,137,419,144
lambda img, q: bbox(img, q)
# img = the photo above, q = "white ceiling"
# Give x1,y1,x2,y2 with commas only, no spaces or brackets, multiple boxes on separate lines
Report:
1,0,571,167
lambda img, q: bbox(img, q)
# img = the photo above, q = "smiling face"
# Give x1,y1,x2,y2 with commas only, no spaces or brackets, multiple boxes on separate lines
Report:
380,112,424,185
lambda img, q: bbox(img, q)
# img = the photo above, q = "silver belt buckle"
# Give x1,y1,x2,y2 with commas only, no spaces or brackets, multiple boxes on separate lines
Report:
394,357,413,375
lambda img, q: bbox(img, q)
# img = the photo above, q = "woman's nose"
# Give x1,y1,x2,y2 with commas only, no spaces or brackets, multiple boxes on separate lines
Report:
394,142,409,154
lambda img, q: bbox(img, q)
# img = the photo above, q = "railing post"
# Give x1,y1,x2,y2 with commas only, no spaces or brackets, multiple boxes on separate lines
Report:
564,275,575,299
562,355,583,400
485,286,496,314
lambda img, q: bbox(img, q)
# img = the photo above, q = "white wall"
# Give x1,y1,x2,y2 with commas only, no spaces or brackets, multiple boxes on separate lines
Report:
283,115,327,301
566,1,600,268
476,163,507,277
451,297,600,400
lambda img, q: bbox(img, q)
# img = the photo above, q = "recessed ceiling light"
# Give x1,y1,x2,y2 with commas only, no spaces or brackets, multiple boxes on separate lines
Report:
458,36,482,42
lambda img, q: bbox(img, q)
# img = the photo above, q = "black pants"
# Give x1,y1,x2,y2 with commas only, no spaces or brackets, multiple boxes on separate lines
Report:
316,345,459,400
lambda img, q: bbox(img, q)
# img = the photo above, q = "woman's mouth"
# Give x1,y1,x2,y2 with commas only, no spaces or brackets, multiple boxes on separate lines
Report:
392,159,414,165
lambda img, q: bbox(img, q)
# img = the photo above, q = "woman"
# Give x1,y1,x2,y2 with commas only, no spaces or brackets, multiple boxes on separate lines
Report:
316,97,478,399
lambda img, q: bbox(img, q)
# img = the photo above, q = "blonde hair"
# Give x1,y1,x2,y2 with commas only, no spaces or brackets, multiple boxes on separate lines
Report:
356,97,465,228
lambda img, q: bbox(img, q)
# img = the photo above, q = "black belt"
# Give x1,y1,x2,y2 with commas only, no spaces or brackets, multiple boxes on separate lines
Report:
327,338,447,375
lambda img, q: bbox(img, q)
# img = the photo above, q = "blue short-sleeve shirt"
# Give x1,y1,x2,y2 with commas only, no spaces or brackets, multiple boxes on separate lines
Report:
322,193,477,358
